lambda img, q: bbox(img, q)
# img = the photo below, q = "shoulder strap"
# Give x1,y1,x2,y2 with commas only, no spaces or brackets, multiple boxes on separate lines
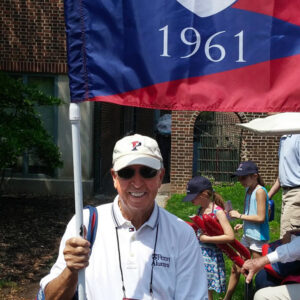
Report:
84,205,98,249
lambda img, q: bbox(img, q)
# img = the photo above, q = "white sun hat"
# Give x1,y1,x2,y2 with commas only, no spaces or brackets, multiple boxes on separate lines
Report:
236,113,300,135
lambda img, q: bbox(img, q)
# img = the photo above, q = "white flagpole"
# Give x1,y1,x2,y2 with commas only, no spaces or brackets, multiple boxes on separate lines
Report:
69,103,86,300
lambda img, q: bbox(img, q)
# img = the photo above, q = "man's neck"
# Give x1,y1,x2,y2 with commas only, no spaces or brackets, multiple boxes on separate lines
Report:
118,199,154,230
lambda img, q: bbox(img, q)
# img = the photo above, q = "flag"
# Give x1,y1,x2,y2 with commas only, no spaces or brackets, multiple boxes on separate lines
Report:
64,0,300,112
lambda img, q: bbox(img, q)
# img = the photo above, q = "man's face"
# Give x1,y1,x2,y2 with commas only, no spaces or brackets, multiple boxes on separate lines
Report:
111,164,165,216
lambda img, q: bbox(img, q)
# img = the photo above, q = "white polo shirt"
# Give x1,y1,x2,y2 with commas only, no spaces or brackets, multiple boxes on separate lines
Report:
41,196,208,299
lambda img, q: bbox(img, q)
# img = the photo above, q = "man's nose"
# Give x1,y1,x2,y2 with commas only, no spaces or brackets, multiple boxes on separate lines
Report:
131,170,144,187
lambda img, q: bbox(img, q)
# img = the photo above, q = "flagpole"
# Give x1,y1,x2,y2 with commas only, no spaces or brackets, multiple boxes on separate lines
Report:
69,102,86,300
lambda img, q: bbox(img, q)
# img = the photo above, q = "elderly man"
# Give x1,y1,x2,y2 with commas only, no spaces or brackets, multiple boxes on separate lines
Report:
39,134,208,300
241,233,300,300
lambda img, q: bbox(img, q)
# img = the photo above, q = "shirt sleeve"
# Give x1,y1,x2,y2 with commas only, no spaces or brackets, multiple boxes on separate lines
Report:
296,135,300,158
267,235,300,264
174,226,208,300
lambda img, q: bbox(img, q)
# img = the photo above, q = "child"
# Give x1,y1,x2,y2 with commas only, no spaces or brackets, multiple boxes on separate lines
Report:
183,176,234,300
224,161,270,300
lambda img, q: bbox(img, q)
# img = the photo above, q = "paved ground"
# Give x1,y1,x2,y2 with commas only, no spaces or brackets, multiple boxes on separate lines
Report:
156,183,171,208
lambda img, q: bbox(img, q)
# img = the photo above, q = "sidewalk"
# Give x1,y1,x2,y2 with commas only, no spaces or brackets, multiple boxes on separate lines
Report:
156,183,171,208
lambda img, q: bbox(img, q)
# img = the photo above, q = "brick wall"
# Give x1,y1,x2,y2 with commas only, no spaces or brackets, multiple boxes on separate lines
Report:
171,111,280,194
171,111,199,193
0,0,67,73
240,113,280,185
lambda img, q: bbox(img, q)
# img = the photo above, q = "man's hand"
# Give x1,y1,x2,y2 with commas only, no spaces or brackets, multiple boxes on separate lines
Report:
44,237,91,300
241,256,270,283
63,237,91,272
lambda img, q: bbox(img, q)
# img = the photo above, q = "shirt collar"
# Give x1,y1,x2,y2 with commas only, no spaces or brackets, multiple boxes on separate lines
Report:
111,195,159,229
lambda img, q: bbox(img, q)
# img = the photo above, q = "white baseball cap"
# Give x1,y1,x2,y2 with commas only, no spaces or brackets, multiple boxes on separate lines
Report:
112,134,163,171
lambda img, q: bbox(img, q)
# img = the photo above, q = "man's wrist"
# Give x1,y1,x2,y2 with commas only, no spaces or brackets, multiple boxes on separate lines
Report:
257,255,271,270
267,251,279,264
239,214,243,219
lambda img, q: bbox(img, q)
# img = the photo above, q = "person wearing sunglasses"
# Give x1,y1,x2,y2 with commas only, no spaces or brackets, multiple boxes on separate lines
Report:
39,134,208,300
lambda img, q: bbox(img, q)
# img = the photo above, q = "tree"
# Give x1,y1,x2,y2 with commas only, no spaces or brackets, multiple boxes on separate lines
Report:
0,72,63,191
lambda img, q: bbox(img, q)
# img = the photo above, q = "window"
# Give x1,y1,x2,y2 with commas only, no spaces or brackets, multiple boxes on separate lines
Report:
10,74,58,177
193,112,241,182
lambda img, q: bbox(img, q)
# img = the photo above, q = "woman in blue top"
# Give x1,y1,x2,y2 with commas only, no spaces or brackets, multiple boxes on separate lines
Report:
224,161,269,300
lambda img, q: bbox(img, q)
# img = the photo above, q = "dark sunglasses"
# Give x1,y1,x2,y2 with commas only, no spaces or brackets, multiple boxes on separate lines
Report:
117,166,158,179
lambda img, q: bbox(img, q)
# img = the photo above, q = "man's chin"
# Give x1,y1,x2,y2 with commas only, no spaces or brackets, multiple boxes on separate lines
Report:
128,200,154,212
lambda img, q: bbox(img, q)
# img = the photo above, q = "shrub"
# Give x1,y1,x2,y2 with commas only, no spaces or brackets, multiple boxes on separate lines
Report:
0,72,63,191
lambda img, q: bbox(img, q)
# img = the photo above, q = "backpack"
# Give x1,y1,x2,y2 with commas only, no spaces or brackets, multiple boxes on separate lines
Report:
35,205,98,300
268,199,275,222
262,233,300,284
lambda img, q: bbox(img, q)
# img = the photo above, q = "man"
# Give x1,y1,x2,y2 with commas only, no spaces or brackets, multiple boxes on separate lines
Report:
40,134,208,299
241,233,300,300
268,133,300,238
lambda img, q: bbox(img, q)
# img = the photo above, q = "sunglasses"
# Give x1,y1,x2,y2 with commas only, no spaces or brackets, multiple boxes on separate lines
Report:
117,166,158,179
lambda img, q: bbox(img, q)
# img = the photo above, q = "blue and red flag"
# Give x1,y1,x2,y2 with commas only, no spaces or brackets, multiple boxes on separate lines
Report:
64,0,300,112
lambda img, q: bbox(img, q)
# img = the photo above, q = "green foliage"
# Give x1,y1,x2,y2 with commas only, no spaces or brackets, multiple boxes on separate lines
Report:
0,72,63,184
165,181,282,300
164,194,197,221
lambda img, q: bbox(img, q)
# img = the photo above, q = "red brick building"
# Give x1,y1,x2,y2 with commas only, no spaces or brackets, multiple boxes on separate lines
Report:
1,0,67,74
0,1,280,197
171,111,279,194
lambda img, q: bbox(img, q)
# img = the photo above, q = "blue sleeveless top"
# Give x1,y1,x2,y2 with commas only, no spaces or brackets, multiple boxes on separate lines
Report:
243,186,269,241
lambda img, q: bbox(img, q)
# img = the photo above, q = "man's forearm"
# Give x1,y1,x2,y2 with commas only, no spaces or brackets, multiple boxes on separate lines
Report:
267,236,300,264
44,267,78,300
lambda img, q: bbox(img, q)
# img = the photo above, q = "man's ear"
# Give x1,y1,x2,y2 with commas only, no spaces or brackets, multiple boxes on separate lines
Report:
159,168,165,183
110,168,116,178
111,169,118,188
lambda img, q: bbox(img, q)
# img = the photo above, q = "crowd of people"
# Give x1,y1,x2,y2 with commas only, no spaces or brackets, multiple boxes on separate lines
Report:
37,133,300,300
